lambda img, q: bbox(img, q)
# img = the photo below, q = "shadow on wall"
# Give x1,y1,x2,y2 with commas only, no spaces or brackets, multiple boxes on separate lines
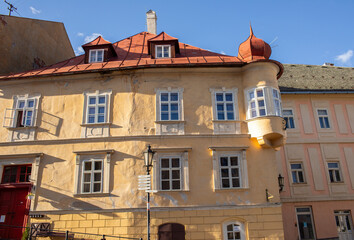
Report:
37,111,63,136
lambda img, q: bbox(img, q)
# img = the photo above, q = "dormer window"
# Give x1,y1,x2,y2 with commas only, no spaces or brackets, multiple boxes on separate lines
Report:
89,49,104,63
156,45,171,58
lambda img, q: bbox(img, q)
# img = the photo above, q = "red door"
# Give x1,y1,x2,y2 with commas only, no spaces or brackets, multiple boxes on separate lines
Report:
0,187,29,239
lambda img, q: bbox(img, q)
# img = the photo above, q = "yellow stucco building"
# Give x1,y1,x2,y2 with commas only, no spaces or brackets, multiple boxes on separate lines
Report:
0,16,286,239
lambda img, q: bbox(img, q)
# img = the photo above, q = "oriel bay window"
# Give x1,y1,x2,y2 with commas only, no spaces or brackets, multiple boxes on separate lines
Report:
246,87,282,119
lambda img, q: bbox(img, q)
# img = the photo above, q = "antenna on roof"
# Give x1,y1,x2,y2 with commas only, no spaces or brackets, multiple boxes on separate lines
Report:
4,0,17,16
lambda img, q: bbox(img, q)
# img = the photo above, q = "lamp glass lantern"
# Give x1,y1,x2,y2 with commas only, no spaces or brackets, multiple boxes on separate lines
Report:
144,145,155,167
278,174,284,192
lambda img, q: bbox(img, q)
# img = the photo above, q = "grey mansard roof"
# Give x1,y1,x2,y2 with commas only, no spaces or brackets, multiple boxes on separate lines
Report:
279,64,354,93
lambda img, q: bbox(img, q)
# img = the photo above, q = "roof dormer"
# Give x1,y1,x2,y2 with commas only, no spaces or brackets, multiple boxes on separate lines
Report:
82,36,117,64
147,32,180,59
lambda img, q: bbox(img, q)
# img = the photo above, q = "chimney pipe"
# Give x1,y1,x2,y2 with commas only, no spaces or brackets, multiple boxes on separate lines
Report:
146,10,157,35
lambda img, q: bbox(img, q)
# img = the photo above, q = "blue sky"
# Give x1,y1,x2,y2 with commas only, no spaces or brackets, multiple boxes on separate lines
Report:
1,0,353,67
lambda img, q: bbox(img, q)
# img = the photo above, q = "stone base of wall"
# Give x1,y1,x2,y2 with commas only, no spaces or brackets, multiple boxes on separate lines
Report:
31,206,284,240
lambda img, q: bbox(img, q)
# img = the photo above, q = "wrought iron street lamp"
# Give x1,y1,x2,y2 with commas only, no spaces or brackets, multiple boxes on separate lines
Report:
143,145,155,240
278,174,284,192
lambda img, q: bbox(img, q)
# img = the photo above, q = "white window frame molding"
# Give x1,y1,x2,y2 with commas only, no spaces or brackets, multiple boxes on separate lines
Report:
283,108,296,129
210,88,239,121
155,45,171,58
0,153,43,211
327,161,343,183
89,49,104,63
159,156,183,191
73,150,114,196
316,108,331,129
209,147,249,190
81,158,103,194
222,220,246,240
155,88,185,135
290,162,306,184
245,86,282,120
151,148,190,192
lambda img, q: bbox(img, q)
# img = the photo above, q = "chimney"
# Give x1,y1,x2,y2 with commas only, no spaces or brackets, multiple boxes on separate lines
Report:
146,10,157,35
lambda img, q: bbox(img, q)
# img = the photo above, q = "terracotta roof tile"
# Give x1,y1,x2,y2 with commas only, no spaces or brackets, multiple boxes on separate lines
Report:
82,36,112,47
0,31,273,80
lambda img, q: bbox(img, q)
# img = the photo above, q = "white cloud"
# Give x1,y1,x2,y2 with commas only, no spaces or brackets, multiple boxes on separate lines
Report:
335,50,353,64
30,6,41,14
221,51,226,55
75,47,84,56
77,32,84,37
84,33,103,43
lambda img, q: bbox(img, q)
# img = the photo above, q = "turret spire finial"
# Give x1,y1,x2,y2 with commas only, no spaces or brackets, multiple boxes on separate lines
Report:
249,22,254,36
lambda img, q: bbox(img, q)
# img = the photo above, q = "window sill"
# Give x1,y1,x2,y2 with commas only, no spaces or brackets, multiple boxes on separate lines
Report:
73,192,110,197
329,181,345,185
156,189,189,192
212,120,241,123
214,187,249,192
292,182,307,185
245,116,282,122
80,122,111,127
155,121,185,124
5,126,37,130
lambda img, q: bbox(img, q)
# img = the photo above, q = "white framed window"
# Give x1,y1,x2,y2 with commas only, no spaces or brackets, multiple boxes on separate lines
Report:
3,95,40,128
74,150,113,195
211,149,248,190
156,89,183,121
160,156,182,190
327,162,342,183
245,87,282,119
152,149,190,191
215,92,236,120
83,90,112,124
223,221,245,240
290,163,305,183
89,49,104,63
156,45,171,58
317,109,330,129
82,158,103,193
283,109,295,129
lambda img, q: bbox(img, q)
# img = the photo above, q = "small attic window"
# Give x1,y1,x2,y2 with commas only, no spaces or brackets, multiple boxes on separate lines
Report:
156,45,171,58
89,49,104,63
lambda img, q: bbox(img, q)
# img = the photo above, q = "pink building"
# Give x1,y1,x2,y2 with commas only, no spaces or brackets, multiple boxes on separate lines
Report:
278,64,354,240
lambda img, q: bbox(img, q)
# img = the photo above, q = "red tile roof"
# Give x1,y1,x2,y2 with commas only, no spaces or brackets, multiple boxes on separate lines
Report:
82,36,112,47
148,32,178,42
0,31,282,80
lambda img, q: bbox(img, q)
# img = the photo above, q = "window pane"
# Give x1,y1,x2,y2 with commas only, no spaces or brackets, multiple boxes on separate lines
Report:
217,104,224,111
256,89,263,97
89,97,96,105
232,178,240,187
291,164,302,169
172,158,180,167
226,104,233,111
328,163,338,168
227,232,233,240
94,173,101,181
283,110,293,116
335,170,341,181
94,161,102,170
318,110,327,115
89,107,95,114
19,174,25,182
216,93,223,101
93,183,101,192
273,89,279,98
220,157,228,166
161,104,169,111
163,47,169,57
258,100,265,107
27,100,34,108
221,169,229,177
171,104,178,111
298,172,304,182
88,116,95,123
251,110,257,118
259,109,266,116
98,107,105,114
161,158,169,168
172,181,180,189
218,113,225,120
84,162,92,170
172,170,180,179
292,171,298,183
235,232,241,239
97,115,105,122
225,93,233,101
249,91,254,99
222,179,230,188
227,224,233,231
161,181,170,190
84,173,91,182
170,93,178,101
230,157,238,166
83,184,90,193
20,166,26,173
227,112,234,120
161,113,169,120
161,93,168,101
18,101,25,108
324,117,330,128
231,168,239,177
170,112,179,120
161,170,169,179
